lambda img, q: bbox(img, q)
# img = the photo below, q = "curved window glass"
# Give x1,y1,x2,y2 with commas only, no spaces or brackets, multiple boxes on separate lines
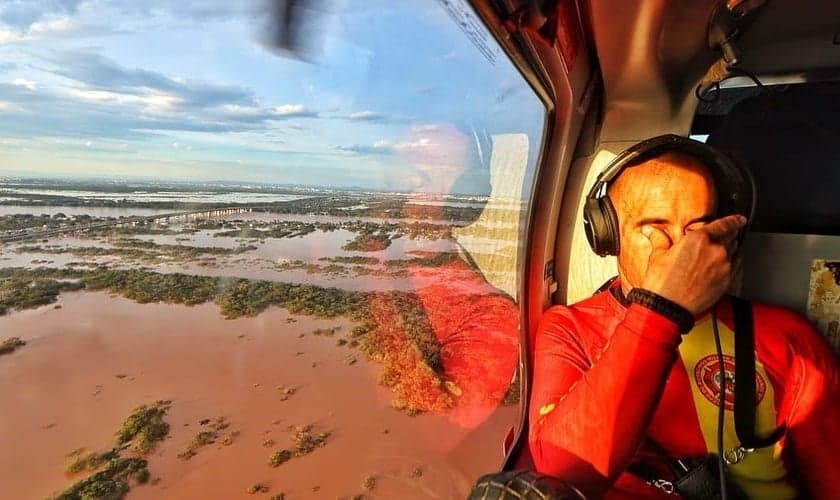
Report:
0,1,545,497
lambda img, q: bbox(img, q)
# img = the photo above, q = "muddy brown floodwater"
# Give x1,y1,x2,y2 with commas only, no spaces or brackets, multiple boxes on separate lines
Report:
0,291,518,499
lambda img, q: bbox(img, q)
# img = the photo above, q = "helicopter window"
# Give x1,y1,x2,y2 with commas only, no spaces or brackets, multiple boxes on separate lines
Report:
0,0,545,497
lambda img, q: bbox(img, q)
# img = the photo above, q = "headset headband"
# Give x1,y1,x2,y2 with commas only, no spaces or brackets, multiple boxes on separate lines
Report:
588,134,754,219
583,134,755,257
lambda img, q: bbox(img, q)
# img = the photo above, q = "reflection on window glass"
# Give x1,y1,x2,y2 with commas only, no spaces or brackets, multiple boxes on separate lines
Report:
0,0,544,498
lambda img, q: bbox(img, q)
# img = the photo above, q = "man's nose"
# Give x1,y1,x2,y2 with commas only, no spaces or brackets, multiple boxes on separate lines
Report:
670,228,685,246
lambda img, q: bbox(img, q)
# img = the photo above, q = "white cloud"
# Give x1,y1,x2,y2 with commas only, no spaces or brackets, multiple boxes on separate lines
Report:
55,86,183,114
0,29,24,43
11,79,37,90
275,104,306,115
410,124,442,134
223,104,262,116
141,91,182,113
28,17,77,37
0,16,97,44
348,110,381,121
59,87,122,103
392,137,433,153
0,101,23,111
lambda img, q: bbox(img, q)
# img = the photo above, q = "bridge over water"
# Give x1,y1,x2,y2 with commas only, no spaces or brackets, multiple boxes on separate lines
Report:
0,205,267,243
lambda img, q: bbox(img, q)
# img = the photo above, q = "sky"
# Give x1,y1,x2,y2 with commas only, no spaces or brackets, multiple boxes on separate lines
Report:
0,0,546,195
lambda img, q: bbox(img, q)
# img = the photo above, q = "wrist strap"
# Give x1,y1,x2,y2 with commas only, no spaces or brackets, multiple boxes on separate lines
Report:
627,288,695,334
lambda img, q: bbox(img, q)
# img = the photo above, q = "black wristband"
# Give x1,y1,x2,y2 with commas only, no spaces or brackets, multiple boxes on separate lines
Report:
627,288,695,334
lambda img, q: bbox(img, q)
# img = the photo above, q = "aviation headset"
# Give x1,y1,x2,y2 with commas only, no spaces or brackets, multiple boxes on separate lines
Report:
583,134,756,257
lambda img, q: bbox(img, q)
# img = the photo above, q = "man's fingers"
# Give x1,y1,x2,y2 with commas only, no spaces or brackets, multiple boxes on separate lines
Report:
642,226,670,258
699,215,747,242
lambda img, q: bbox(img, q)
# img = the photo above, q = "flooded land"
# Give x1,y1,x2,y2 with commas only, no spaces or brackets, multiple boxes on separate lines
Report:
0,179,525,499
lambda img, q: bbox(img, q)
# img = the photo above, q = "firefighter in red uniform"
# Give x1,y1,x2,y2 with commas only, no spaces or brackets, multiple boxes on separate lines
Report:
528,136,840,498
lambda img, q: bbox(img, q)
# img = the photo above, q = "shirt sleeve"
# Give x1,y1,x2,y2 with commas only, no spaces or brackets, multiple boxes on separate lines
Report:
781,312,840,498
528,302,682,496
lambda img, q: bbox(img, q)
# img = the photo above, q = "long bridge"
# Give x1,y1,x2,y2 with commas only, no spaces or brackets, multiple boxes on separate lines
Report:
0,206,260,243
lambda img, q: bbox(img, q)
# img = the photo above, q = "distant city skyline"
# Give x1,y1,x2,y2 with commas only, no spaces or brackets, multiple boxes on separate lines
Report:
0,0,545,195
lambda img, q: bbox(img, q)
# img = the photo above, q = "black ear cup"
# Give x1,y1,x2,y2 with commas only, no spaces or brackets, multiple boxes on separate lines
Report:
716,152,756,251
600,196,621,256
583,196,621,257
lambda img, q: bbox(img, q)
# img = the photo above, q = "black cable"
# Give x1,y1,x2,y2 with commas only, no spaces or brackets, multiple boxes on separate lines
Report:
728,67,765,89
695,67,766,103
711,305,729,500
696,79,721,103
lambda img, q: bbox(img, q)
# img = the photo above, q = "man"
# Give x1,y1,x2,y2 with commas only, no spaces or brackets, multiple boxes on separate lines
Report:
528,139,840,498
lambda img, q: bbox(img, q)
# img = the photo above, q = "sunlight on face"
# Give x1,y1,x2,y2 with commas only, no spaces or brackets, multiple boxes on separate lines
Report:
609,151,717,293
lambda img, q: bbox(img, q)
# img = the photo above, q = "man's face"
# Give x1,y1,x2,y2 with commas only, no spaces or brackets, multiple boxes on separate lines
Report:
609,151,717,294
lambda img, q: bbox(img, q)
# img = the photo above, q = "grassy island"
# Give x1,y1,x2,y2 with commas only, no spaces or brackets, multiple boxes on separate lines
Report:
0,265,505,414
53,400,171,500
342,232,392,252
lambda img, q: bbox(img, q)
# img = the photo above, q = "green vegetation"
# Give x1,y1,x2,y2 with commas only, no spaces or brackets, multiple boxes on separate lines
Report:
384,252,459,268
178,417,232,460
53,401,170,499
214,227,279,238
215,279,287,318
0,213,119,233
0,274,83,316
53,457,149,500
268,449,292,467
64,448,120,474
361,292,452,414
292,424,330,457
276,385,296,401
84,269,218,306
84,225,187,237
0,336,26,356
247,484,270,494
0,267,467,414
266,423,329,470
215,279,370,320
115,401,171,453
0,181,513,227
16,239,257,264
261,195,487,223
342,231,392,252
212,218,453,243
363,475,377,491
319,256,380,265
213,220,317,239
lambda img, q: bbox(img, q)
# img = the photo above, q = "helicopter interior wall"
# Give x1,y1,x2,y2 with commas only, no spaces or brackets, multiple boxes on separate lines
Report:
702,82,840,345
705,82,840,235
556,144,626,305
738,232,840,316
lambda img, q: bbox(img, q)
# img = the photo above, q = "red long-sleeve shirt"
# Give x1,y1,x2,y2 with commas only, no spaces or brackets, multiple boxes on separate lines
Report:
529,282,840,498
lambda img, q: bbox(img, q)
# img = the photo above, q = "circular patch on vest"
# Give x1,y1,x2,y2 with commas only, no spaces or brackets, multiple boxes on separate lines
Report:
694,354,766,410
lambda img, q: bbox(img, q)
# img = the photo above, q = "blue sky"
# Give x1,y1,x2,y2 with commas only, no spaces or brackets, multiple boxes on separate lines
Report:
0,0,545,194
